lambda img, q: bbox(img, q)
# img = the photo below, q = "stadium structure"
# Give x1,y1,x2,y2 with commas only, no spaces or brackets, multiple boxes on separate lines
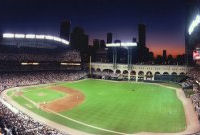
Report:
0,33,81,71
0,14,200,134
186,0,200,65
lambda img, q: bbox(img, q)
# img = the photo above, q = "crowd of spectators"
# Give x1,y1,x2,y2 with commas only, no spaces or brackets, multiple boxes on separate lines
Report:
0,71,86,91
187,67,200,83
190,81,200,135
184,67,200,125
0,50,81,62
181,78,194,89
0,101,67,135
0,71,87,135
1,66,200,135
92,70,119,79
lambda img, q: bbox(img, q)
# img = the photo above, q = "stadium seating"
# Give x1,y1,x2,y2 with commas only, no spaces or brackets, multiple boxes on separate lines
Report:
0,71,86,135
183,67,200,127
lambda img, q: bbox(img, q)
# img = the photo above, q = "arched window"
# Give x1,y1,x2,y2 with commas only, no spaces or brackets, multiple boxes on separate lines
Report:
155,72,161,75
138,71,144,77
123,70,129,74
163,72,169,75
171,72,177,75
116,70,121,74
96,68,101,72
130,71,136,76
146,71,153,77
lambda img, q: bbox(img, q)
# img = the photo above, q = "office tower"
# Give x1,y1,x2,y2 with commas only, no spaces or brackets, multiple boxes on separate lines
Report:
163,50,167,64
93,39,100,49
137,24,147,63
107,33,112,43
70,27,88,51
132,37,137,43
60,20,71,41
100,40,106,48
138,24,146,47
149,52,154,63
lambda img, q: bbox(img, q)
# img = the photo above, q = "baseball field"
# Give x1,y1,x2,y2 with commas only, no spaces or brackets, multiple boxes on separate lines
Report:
7,79,186,135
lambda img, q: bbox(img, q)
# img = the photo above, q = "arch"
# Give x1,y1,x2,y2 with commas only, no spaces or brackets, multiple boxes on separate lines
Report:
155,72,161,75
163,72,169,75
171,72,177,75
96,68,101,72
138,71,144,77
91,68,95,72
180,72,185,75
146,71,153,77
116,70,121,74
130,70,136,76
123,70,129,74
102,69,114,73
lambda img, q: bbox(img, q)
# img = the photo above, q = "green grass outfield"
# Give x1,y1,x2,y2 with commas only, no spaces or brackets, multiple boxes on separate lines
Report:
8,79,186,134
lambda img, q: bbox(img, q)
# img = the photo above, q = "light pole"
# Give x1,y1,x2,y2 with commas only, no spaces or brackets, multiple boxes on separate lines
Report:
106,42,137,80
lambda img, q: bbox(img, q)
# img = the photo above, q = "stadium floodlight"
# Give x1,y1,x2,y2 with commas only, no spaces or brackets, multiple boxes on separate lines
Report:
60,63,67,65
60,63,81,65
53,36,62,42
45,35,54,40
189,14,200,35
21,62,28,65
106,43,121,47
32,62,39,65
26,34,35,39
196,80,200,85
106,42,137,47
121,42,137,47
36,35,45,39
15,34,25,38
3,32,69,45
3,33,15,38
61,39,69,45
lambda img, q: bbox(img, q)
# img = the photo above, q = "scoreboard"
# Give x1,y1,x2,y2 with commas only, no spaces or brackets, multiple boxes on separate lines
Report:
193,49,200,60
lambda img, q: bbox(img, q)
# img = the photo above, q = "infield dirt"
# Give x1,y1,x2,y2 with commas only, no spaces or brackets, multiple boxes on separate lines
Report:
40,86,85,112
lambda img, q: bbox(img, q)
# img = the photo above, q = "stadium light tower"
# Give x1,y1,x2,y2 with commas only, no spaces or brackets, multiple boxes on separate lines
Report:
106,42,137,70
188,14,200,35
106,43,120,69
187,13,200,66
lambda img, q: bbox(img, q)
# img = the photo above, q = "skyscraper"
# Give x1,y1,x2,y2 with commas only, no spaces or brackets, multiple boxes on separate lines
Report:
137,24,147,63
60,20,71,41
70,27,88,52
93,39,100,49
100,40,106,48
138,24,146,47
107,33,112,43
163,50,167,64
149,52,154,63
70,27,89,63
132,37,137,43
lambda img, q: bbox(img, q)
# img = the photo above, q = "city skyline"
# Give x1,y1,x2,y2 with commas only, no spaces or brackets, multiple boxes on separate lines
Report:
0,0,186,56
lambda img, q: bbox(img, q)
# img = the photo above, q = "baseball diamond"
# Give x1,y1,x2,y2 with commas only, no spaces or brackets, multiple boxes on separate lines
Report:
3,79,199,135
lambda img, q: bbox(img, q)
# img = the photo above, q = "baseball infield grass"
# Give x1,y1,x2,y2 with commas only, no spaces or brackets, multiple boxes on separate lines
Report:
8,79,186,134
22,87,66,103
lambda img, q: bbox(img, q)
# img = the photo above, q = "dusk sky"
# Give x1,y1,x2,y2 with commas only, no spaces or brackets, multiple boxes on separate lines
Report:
0,0,186,56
